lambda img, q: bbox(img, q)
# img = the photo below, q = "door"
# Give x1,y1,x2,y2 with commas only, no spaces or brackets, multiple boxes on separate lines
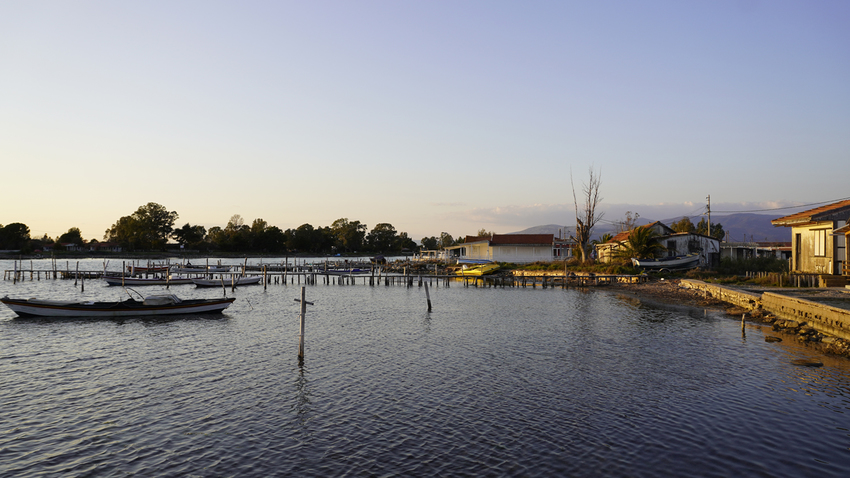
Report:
795,233,801,271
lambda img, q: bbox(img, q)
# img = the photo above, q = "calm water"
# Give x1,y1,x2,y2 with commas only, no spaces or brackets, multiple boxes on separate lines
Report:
1,258,849,477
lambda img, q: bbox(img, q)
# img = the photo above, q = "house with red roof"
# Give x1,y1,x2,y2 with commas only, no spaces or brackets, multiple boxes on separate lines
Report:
771,200,850,276
445,234,572,263
596,221,720,268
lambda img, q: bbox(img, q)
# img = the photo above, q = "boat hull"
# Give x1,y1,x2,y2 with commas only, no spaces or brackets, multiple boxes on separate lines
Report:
1,296,236,318
631,254,700,270
192,277,262,287
104,277,194,286
456,263,500,276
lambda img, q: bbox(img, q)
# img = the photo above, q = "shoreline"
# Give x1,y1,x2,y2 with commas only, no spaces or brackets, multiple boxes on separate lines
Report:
609,278,850,360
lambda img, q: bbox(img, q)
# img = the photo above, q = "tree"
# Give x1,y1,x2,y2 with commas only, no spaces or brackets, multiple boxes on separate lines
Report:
696,218,724,240
592,233,613,246
331,218,367,252
256,226,287,253
172,223,207,248
57,227,85,245
476,228,494,238
396,232,417,251
671,217,696,233
105,202,178,250
571,167,603,262
615,211,640,233
440,232,454,249
366,223,398,252
420,236,439,250
0,223,31,251
615,226,666,260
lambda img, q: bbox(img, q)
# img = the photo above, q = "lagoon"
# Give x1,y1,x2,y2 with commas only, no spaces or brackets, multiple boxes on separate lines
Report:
1,258,849,477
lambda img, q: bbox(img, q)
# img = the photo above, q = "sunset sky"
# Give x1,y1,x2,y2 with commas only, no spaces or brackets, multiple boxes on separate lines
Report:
2,1,848,242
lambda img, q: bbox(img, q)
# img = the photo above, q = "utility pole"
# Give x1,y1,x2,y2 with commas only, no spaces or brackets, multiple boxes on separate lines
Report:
706,195,711,237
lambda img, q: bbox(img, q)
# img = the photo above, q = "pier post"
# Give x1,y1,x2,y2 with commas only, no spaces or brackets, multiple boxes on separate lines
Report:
425,282,432,312
295,287,314,360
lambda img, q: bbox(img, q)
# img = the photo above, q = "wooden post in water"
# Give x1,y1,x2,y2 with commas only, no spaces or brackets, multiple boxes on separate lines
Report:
122,261,125,287
425,282,432,312
295,287,314,360
264,266,267,290
75,262,79,286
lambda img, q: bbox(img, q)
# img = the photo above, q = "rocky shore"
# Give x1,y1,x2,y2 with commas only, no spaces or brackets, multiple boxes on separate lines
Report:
609,278,850,361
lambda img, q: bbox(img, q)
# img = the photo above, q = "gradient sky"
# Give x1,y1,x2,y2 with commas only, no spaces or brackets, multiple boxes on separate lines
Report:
2,1,848,242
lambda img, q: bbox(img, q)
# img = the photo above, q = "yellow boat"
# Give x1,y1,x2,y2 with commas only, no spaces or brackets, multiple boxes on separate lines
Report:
456,263,500,276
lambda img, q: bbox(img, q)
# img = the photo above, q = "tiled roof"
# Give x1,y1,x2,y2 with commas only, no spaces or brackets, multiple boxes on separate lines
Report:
772,200,850,226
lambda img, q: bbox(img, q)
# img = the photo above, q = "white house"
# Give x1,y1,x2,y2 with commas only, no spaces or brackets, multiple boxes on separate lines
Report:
446,234,560,263
771,199,850,275
596,221,720,268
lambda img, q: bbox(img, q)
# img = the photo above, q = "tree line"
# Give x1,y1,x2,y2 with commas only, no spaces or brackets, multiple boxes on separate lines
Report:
3,202,466,255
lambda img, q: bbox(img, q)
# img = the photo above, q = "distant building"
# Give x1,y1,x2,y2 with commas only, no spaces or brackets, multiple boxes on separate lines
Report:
771,200,850,275
720,242,792,261
445,234,565,263
595,221,720,268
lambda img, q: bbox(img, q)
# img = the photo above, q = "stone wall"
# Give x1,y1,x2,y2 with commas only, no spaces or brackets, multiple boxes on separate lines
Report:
678,279,762,310
761,292,850,341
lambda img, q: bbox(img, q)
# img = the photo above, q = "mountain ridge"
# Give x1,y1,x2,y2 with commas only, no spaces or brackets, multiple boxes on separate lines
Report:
509,213,788,242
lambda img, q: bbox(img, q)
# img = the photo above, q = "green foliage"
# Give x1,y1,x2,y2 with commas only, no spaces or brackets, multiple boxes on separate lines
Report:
0,223,31,251
57,227,85,245
671,217,696,233
420,236,439,250
614,226,666,260
105,202,178,251
695,218,724,240
172,223,207,249
715,256,789,275
331,218,367,252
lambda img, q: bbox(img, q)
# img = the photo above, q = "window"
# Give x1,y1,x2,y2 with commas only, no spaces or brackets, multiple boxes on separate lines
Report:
814,229,827,257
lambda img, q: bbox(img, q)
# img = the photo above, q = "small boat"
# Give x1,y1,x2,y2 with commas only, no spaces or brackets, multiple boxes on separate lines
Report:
1,294,236,318
127,265,171,274
323,268,369,275
456,263,500,276
191,276,262,287
631,253,700,271
104,276,195,286
172,265,232,274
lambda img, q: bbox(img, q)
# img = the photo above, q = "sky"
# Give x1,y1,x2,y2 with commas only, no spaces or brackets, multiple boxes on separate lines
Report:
1,1,848,242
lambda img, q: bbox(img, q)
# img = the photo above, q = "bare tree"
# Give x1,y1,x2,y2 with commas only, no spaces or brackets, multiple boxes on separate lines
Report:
571,167,603,262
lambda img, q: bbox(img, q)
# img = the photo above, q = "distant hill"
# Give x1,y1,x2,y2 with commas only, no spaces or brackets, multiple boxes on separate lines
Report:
511,213,788,243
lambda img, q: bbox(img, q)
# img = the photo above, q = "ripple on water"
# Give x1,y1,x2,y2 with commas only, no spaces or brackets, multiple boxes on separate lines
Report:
1,262,850,476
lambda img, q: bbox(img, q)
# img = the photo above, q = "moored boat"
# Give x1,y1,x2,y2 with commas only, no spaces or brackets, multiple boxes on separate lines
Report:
631,253,700,271
1,294,236,318
456,263,500,276
192,276,262,287
104,276,194,286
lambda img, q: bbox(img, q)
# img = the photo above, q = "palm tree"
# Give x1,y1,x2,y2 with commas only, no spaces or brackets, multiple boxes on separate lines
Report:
614,226,666,260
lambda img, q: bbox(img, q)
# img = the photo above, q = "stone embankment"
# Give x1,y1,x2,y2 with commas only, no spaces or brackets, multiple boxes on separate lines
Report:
679,279,850,358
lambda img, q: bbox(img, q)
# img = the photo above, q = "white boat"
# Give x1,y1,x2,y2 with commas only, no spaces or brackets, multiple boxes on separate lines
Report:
192,276,262,287
104,276,194,286
172,265,232,274
1,294,235,318
631,253,700,271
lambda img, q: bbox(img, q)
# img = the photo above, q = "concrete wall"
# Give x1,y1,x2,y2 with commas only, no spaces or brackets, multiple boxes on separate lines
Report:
678,280,761,310
761,292,850,341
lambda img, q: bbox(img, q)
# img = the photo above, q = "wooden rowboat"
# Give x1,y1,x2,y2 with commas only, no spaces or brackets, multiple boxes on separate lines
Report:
1,294,235,318
191,276,262,287
631,253,700,271
104,276,194,286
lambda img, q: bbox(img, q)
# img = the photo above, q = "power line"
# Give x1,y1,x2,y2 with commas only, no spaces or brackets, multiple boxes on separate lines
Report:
712,196,850,214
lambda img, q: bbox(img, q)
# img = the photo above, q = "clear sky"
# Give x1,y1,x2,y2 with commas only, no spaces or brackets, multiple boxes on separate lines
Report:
2,1,848,242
